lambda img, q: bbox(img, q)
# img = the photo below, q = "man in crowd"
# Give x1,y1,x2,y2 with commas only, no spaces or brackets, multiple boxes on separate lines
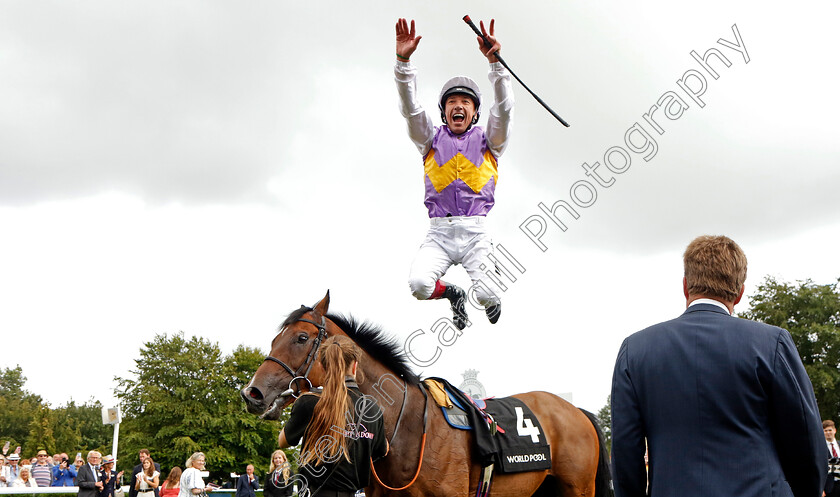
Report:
825,420,840,497
234,464,259,497
611,235,827,497
52,455,78,486
31,449,54,487
3,454,22,486
76,451,103,497
130,449,161,497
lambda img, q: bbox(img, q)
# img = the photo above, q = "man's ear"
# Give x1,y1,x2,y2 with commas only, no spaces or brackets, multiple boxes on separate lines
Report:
734,284,745,306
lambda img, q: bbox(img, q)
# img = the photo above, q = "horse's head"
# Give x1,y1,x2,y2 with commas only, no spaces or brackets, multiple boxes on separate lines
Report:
241,290,340,420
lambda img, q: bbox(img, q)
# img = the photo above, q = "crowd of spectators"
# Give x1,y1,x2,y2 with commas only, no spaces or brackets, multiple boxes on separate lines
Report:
0,446,294,495
0,448,86,488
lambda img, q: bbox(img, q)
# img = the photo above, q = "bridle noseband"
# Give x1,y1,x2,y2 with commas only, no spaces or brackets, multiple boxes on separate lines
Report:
263,310,328,398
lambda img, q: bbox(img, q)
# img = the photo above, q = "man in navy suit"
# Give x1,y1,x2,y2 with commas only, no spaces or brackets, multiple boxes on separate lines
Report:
76,451,103,497
235,465,259,497
611,235,827,497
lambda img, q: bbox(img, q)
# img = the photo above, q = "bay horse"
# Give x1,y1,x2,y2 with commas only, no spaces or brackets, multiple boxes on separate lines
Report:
241,292,611,497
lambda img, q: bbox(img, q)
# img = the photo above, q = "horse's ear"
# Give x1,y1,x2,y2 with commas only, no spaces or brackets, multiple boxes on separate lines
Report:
313,290,330,316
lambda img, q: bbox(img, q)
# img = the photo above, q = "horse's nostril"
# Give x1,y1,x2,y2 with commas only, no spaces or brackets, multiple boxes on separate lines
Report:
245,387,264,400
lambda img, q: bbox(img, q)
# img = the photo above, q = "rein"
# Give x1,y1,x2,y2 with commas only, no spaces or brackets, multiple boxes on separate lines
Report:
388,378,409,443
370,382,429,491
263,309,328,398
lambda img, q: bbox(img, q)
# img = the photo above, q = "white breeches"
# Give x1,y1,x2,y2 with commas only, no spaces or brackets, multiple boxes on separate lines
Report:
408,216,501,308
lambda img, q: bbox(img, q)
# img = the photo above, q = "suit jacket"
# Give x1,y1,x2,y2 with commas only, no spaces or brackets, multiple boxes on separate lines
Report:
76,464,100,497
611,303,827,497
99,469,121,497
235,475,259,497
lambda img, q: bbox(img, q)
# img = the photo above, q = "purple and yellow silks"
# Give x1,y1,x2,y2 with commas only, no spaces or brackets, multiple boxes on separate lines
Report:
423,126,498,218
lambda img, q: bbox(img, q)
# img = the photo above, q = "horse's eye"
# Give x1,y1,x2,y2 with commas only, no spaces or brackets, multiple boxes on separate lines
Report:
297,334,309,343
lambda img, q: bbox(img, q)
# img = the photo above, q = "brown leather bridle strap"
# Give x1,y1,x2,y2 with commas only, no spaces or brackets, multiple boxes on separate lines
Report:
262,311,328,398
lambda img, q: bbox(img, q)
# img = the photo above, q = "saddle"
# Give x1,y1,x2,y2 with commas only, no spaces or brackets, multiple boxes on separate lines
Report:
425,377,490,430
423,378,552,474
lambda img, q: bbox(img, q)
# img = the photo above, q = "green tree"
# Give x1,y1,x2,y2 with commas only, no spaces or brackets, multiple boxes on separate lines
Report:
0,365,43,452
48,400,112,457
24,404,56,454
115,333,286,478
741,276,840,421
0,365,113,457
596,395,611,454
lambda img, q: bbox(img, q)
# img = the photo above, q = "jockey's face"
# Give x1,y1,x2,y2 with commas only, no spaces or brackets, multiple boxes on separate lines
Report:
444,94,476,135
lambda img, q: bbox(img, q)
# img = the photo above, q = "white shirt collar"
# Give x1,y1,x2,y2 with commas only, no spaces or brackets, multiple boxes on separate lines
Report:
689,298,731,315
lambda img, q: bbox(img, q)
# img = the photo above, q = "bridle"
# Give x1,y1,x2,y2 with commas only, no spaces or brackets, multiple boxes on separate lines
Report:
263,308,328,398
262,307,429,491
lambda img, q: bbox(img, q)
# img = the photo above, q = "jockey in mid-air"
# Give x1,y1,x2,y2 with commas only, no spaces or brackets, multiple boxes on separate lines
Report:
394,17,514,330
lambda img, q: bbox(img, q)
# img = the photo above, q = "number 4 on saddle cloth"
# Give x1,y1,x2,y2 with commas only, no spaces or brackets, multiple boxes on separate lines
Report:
423,377,552,473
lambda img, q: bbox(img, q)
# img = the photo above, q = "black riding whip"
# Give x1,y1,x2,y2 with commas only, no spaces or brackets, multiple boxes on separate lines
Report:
463,15,570,127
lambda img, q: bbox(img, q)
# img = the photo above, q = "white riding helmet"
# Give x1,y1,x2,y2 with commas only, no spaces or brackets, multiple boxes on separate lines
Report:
438,76,482,127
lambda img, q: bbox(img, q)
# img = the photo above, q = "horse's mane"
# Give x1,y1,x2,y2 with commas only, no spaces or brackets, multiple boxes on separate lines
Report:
280,306,421,386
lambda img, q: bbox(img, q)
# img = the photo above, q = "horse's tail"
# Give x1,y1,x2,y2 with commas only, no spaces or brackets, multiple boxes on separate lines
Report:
579,408,614,497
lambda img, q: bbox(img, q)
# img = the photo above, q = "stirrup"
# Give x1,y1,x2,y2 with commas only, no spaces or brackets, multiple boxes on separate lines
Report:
476,463,494,497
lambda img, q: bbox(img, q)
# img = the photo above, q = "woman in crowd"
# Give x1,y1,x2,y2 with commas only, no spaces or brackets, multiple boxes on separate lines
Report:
278,336,388,497
160,467,182,497
73,454,85,485
0,454,7,487
135,456,160,495
52,456,78,486
179,453,213,497
263,450,293,497
13,467,38,488
99,455,124,497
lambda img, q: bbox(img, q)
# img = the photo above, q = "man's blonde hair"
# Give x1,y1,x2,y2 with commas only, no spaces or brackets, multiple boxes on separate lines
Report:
683,235,747,302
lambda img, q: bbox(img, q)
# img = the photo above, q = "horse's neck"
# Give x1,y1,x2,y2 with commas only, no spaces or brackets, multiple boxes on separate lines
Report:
358,356,413,427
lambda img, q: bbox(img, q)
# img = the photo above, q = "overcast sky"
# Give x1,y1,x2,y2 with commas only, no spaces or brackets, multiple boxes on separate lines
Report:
2,1,839,418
